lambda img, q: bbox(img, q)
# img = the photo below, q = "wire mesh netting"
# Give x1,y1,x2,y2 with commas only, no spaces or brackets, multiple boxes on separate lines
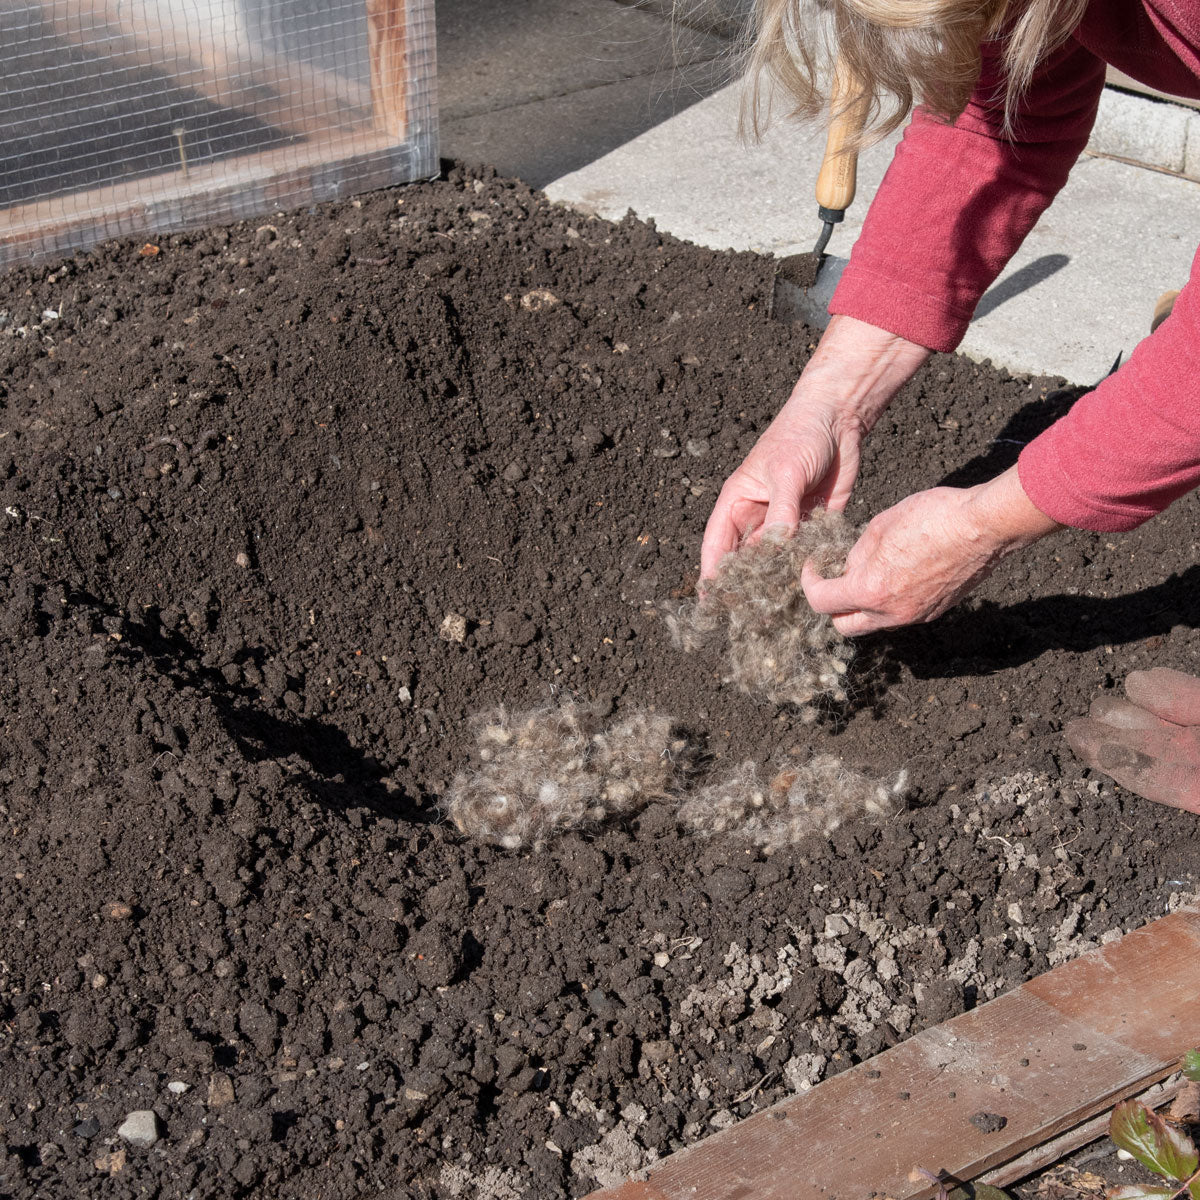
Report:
0,0,436,264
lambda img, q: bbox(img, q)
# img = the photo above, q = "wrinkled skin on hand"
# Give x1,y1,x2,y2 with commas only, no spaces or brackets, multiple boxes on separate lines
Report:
699,396,861,582
800,485,1005,636
1066,667,1200,815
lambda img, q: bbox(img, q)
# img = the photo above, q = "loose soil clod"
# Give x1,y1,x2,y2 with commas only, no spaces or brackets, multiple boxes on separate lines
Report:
677,755,908,852
446,703,695,848
670,511,856,716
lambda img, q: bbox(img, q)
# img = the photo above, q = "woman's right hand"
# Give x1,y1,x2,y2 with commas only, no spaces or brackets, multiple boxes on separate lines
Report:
700,315,932,581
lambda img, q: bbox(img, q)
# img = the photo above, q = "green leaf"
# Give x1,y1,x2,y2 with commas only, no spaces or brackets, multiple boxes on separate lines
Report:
1183,1049,1200,1083
1106,1188,1178,1199
1110,1099,1200,1181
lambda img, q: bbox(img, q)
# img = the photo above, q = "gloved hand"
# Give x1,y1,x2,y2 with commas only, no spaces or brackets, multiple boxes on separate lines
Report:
1065,668,1200,815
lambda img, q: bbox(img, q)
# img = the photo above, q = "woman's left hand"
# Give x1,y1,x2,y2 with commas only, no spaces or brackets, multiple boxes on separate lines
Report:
801,466,1062,636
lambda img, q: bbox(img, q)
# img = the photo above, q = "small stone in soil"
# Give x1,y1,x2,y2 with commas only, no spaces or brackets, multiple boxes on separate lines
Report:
167,1081,190,1095
72,1116,101,1138
117,1110,162,1147
970,1111,1008,1133
103,901,132,920
439,613,468,643
207,1072,236,1108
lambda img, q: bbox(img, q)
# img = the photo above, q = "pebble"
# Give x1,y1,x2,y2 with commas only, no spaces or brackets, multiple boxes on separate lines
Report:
117,1110,162,1148
502,462,526,483
969,1110,1008,1134
103,901,133,921
397,686,413,704
72,1116,101,1138
439,613,468,643
641,1040,674,1065
207,1072,235,1108
235,551,251,568
520,288,559,311
824,914,851,938
652,951,671,968
167,1081,190,1095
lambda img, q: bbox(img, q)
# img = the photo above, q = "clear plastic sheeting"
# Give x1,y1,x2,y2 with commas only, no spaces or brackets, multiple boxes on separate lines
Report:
0,0,436,265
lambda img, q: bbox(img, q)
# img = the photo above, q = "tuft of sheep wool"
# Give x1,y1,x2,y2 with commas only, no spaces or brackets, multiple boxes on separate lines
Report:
677,755,908,853
446,703,695,849
669,510,857,717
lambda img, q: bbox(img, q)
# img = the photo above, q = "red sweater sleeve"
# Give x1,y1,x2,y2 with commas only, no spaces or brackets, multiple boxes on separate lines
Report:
1018,255,1200,530
830,37,1106,351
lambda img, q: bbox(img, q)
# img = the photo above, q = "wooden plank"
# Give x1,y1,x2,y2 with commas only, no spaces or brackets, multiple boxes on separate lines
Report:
981,1075,1183,1187
587,907,1200,1200
366,0,409,137
32,0,373,140
0,131,417,267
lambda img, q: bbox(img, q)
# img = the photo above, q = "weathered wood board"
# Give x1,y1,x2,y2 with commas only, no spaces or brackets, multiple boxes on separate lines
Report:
588,906,1200,1200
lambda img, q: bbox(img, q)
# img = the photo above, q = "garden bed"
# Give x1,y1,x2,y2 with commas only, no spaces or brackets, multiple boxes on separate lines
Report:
1,166,1198,1199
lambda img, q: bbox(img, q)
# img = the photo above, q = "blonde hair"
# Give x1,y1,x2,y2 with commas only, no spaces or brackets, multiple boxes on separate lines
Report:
743,0,1088,143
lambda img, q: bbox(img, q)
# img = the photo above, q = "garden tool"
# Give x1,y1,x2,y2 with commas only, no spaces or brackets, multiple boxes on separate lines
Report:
1151,288,1180,333
812,60,869,261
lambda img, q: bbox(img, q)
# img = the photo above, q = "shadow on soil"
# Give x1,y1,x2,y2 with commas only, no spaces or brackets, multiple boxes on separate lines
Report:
883,565,1200,682
77,589,435,825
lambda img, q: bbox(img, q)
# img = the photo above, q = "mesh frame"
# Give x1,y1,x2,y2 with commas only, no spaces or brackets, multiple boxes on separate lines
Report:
0,0,437,265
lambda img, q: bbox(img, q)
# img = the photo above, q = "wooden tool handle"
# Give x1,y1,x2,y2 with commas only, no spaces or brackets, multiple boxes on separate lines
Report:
815,61,868,214
1151,289,1180,333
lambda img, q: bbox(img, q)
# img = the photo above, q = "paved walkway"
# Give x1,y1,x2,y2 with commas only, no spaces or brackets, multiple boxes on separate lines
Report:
438,0,1200,384
545,83,1200,384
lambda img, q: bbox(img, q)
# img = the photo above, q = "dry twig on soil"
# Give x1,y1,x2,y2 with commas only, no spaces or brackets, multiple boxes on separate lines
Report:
446,703,695,849
678,755,908,852
670,510,856,717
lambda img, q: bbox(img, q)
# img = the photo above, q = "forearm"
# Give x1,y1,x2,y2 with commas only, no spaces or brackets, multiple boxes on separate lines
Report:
831,38,1105,352
1019,257,1200,531
967,463,1063,553
802,314,931,435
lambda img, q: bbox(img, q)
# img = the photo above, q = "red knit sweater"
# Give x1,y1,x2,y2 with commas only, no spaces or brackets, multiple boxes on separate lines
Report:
829,0,1200,531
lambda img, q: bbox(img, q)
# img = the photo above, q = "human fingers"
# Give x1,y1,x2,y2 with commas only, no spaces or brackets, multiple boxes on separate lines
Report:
800,562,894,636
700,492,763,581
800,558,862,618
759,479,802,535
1088,694,1175,733
1064,720,1200,814
829,609,890,637
1125,667,1200,727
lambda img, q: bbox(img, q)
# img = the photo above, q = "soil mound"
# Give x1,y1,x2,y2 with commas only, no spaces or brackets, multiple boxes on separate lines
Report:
1,166,1197,1199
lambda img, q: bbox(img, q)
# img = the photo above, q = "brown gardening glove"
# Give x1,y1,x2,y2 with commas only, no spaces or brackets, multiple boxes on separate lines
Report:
1065,668,1200,815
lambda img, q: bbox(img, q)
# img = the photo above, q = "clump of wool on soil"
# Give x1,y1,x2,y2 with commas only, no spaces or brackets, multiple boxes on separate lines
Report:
446,703,695,849
677,756,908,853
669,509,856,717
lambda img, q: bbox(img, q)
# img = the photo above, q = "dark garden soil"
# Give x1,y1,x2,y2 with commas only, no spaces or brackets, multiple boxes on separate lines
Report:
1,165,1198,1200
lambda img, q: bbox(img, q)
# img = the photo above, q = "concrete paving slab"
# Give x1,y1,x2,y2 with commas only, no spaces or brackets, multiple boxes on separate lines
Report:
437,0,734,187
437,0,728,120
1089,87,1194,174
545,82,1200,384
442,59,733,189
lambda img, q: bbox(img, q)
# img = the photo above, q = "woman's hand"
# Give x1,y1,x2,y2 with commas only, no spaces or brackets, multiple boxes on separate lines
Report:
801,466,1062,635
700,316,930,581
1066,669,1200,814
699,396,861,580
